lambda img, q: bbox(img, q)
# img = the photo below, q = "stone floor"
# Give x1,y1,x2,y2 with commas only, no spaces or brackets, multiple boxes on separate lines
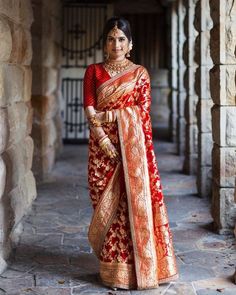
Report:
0,140,236,295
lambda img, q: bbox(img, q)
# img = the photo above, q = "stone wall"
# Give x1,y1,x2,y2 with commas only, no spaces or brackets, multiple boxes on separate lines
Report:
209,0,236,232
150,69,171,138
0,0,36,273
31,0,62,182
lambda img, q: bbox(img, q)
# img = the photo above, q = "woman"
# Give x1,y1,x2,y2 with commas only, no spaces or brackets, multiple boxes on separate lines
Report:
83,16,178,290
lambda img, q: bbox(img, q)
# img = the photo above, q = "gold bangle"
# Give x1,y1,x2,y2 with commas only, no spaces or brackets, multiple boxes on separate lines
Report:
104,111,112,123
104,110,117,123
99,137,110,149
89,114,102,127
100,140,110,150
105,111,109,122
109,111,113,122
98,135,108,144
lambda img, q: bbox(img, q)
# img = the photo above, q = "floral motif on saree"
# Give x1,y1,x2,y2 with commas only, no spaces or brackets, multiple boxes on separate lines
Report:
86,63,178,289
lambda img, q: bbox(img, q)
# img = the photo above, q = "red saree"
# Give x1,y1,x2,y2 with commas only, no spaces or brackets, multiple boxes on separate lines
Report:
83,63,178,290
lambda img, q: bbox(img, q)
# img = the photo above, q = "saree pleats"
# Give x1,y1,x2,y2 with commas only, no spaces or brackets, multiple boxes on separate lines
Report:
87,64,178,290
100,261,136,289
88,163,122,257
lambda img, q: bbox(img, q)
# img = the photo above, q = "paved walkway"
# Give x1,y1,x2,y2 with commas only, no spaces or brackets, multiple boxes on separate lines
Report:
0,140,236,295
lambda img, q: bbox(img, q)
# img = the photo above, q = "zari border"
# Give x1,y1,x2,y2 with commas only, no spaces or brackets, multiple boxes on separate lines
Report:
100,261,137,290
97,65,141,110
159,273,179,284
116,107,159,289
88,163,121,258
97,64,140,95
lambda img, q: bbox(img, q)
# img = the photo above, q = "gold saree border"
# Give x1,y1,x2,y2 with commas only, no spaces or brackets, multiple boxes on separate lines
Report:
88,65,179,289
154,203,179,280
100,261,137,290
159,273,179,284
97,64,140,95
100,261,178,289
96,65,141,110
88,163,121,258
116,106,159,289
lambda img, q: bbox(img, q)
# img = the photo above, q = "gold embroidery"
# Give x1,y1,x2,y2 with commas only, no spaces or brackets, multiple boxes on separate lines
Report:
100,261,137,289
154,204,178,281
117,106,159,289
87,65,179,289
88,163,121,257
97,65,140,110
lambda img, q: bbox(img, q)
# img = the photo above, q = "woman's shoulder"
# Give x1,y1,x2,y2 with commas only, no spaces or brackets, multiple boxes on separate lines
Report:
132,64,150,78
132,63,148,73
84,63,102,79
85,62,103,70
84,63,104,76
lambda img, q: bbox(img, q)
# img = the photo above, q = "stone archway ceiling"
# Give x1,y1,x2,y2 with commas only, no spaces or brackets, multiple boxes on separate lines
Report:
61,0,176,14
114,0,164,14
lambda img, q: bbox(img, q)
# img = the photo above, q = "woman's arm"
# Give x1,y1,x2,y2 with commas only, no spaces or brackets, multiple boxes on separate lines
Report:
85,106,106,140
83,65,119,162
85,106,120,163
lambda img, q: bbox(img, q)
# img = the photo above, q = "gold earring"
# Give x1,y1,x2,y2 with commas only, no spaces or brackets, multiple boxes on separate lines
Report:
104,52,109,60
126,41,133,58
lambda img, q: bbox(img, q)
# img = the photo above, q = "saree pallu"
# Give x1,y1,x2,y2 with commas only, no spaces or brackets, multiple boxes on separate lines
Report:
87,64,178,290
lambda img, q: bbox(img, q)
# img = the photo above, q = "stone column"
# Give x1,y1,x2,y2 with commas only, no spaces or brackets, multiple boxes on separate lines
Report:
183,0,198,174
0,0,36,273
194,0,213,197
170,1,178,143
150,69,171,139
31,0,63,182
209,0,236,233
177,0,187,155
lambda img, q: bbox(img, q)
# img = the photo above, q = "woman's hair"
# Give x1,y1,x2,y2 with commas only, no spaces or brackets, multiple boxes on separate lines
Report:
102,16,132,46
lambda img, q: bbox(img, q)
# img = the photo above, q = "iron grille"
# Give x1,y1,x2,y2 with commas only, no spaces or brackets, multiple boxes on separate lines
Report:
61,2,109,142
62,78,89,143
62,2,107,68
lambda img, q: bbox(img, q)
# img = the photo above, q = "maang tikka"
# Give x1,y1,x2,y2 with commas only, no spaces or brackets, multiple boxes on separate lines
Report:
111,22,119,35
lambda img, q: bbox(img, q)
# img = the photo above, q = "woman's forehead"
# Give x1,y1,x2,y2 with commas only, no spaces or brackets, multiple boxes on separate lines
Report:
107,28,126,38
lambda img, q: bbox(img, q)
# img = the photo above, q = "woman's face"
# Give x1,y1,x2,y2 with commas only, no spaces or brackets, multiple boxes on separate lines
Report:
105,27,129,61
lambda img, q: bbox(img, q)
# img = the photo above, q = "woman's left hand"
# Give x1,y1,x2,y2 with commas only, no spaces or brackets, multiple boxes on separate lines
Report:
95,110,117,123
95,111,106,123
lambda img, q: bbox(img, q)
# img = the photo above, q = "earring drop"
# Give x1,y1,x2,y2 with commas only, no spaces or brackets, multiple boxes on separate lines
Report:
126,41,133,58
104,52,109,60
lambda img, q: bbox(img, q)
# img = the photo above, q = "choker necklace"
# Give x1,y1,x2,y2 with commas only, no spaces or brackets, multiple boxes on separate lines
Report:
104,59,132,76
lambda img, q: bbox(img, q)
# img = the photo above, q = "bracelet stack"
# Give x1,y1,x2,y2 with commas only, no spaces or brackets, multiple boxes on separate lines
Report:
98,135,119,160
98,135,110,148
105,110,116,122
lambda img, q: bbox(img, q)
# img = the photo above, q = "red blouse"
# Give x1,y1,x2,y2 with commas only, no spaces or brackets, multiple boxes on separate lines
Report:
83,63,111,108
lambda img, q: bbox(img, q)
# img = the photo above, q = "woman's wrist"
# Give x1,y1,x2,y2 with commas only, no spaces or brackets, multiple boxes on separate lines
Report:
88,114,102,127
104,110,117,123
98,135,109,146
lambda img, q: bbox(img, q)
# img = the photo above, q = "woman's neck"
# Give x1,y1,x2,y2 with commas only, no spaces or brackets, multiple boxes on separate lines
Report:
107,57,127,63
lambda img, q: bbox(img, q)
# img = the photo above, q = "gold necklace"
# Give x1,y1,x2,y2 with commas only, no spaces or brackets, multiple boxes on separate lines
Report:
104,59,132,76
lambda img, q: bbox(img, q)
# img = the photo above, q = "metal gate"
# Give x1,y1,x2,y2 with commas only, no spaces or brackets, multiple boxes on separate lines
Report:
62,78,88,143
61,1,109,143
